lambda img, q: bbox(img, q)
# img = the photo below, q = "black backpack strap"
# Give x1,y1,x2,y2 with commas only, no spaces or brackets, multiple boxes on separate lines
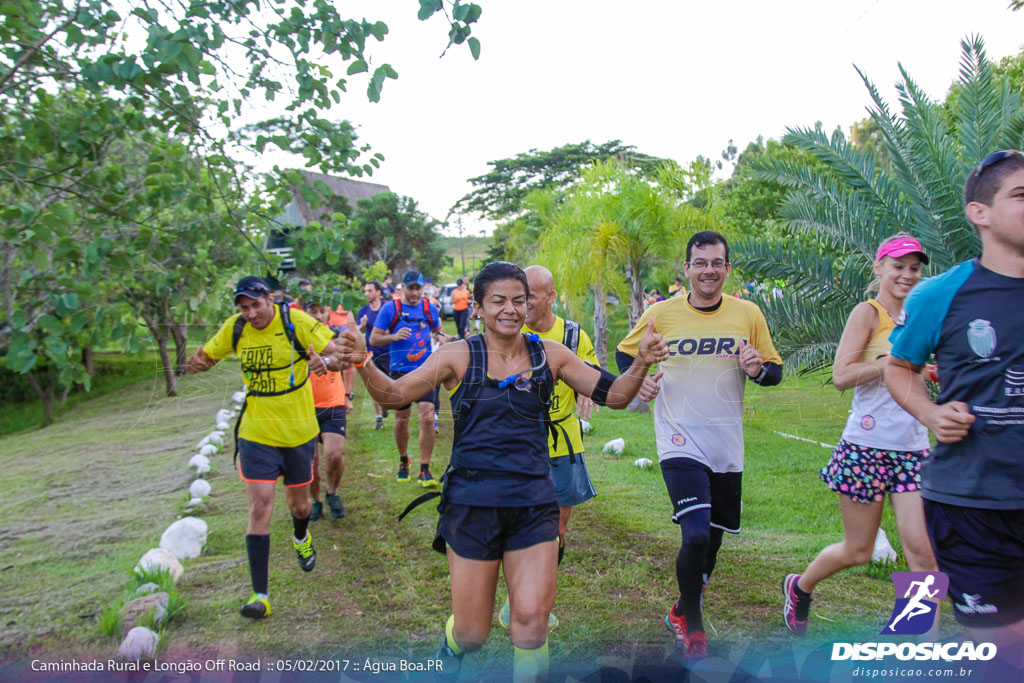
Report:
397,490,442,521
231,314,246,353
562,319,580,355
278,303,309,360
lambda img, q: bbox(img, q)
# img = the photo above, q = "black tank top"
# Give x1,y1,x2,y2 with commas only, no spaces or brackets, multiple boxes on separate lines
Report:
446,334,556,507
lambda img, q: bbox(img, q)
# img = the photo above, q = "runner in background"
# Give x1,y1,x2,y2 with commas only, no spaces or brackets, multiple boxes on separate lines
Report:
357,280,390,430
451,279,471,339
370,270,450,486
782,234,936,636
306,299,351,521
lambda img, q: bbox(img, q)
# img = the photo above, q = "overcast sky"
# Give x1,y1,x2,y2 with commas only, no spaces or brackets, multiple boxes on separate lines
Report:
258,1,1024,237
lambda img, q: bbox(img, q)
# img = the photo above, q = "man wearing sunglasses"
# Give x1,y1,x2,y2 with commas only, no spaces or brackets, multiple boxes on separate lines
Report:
187,276,343,620
616,230,783,660
887,150,1024,660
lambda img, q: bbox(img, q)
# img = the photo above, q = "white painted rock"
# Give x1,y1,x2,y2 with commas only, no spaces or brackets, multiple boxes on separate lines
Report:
872,527,898,564
188,453,210,470
199,444,218,457
633,457,653,469
117,626,159,660
215,408,233,424
216,421,230,431
207,432,224,446
186,497,204,508
195,462,210,475
232,391,246,403
602,438,625,454
135,548,184,584
196,436,211,449
134,582,159,596
580,419,592,434
160,517,208,560
189,479,211,499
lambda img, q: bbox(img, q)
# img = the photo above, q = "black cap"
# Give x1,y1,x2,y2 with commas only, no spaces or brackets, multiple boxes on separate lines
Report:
233,276,271,303
403,270,424,286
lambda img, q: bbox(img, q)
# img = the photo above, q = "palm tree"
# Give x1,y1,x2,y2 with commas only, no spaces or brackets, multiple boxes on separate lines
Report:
735,36,1024,372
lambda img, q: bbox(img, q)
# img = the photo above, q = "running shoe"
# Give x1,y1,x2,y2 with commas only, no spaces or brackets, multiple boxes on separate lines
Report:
397,461,410,481
418,470,439,488
782,573,811,636
665,603,688,648
326,493,345,519
436,633,464,677
309,500,323,521
498,598,558,631
434,419,440,433
685,630,708,660
375,416,384,431
293,533,316,572
240,593,270,619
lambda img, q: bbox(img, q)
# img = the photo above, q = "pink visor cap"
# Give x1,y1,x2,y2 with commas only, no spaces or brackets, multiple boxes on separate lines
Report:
876,237,929,265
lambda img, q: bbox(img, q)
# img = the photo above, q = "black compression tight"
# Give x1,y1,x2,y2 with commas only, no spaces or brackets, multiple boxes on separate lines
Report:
674,509,724,631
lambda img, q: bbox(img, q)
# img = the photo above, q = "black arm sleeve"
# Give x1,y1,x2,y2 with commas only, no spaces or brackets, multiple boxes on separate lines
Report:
615,349,636,375
749,361,783,386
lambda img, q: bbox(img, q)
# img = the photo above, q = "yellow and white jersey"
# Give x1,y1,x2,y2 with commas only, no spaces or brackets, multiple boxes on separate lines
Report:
618,294,782,472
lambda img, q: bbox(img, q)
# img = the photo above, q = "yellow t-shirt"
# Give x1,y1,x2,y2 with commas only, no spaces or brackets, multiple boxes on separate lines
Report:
617,294,782,472
203,307,333,447
524,316,599,458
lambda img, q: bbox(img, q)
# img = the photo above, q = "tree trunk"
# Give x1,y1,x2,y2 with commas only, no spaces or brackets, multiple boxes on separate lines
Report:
156,335,177,396
140,308,177,397
23,369,55,426
625,262,645,327
81,347,94,376
170,322,188,376
592,285,608,370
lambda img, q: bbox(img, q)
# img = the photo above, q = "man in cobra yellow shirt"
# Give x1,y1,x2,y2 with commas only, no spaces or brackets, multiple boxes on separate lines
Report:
187,276,344,620
617,231,783,660
495,265,600,632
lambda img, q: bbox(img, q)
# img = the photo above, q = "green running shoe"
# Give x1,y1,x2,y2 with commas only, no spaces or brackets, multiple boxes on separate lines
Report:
397,461,410,481
293,533,316,572
417,470,439,488
240,593,270,619
326,492,345,519
309,500,323,521
498,598,557,631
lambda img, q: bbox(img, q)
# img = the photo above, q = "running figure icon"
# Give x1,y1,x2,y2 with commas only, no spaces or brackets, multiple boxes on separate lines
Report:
888,575,939,631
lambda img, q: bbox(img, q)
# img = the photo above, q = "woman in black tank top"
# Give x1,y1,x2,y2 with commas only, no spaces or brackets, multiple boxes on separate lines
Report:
338,261,668,680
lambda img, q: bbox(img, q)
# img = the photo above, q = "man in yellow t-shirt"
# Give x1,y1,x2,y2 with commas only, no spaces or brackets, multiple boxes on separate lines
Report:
617,232,783,659
495,265,600,631
187,276,340,620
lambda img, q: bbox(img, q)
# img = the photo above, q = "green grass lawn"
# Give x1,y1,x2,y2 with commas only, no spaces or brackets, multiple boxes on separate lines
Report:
0,355,960,675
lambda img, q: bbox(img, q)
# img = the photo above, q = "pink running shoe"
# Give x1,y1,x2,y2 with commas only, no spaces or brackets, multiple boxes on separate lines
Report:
782,573,811,635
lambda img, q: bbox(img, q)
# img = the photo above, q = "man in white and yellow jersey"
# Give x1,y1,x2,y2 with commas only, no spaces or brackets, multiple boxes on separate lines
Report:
617,231,783,659
187,276,343,620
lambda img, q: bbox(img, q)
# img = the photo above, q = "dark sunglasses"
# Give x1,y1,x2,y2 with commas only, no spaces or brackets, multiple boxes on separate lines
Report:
972,149,1024,178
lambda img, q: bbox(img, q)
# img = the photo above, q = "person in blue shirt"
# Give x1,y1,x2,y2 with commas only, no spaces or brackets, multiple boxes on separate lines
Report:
887,150,1024,660
370,270,451,487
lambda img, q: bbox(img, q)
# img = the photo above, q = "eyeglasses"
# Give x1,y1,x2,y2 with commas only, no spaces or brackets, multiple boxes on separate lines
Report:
686,259,728,270
972,149,1024,178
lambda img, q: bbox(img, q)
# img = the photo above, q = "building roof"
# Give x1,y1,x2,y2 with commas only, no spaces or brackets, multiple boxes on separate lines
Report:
288,170,391,226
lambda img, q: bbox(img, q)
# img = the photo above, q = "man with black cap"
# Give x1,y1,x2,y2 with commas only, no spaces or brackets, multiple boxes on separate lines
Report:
187,276,344,620
370,269,451,486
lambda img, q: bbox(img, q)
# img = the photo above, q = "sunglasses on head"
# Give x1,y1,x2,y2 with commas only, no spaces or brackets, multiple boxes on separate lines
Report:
972,149,1024,178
